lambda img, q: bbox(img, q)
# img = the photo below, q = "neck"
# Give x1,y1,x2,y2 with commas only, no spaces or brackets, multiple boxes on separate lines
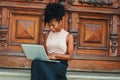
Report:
53,27,62,33
57,27,62,32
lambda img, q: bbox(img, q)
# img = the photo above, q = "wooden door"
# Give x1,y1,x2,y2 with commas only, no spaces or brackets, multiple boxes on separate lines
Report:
0,0,120,72
67,0,120,72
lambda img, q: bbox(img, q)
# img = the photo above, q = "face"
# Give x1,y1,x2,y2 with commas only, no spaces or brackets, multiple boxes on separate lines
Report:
48,19,61,32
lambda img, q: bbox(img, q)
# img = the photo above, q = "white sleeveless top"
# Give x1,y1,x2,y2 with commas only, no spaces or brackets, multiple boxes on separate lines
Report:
46,29,69,54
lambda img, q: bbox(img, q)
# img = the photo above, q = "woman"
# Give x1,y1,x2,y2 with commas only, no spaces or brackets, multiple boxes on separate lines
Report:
31,3,74,80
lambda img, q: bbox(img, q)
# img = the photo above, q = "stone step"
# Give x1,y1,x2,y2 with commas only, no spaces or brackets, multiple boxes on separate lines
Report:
0,69,120,80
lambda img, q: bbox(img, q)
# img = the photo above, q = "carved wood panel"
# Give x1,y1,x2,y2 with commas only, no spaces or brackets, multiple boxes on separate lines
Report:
68,6,120,60
72,13,110,57
67,0,120,72
8,9,43,52
79,19,108,47
71,0,119,8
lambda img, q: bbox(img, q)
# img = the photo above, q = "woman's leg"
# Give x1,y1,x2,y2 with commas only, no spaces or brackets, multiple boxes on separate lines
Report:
46,61,68,80
31,60,56,80
31,59,43,80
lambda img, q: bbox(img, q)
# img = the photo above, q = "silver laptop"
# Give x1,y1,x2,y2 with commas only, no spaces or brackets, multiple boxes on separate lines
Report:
21,44,59,62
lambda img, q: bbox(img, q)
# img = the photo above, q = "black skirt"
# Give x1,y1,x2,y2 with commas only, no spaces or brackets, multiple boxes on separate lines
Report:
31,59,68,80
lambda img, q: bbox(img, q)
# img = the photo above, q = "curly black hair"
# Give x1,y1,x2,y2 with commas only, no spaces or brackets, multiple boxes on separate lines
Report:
44,3,65,24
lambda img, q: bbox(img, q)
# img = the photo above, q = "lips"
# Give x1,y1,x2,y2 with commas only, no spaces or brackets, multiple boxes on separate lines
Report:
51,28,55,32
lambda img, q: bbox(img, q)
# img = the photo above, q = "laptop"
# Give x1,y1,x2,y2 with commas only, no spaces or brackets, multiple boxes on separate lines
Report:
21,44,59,62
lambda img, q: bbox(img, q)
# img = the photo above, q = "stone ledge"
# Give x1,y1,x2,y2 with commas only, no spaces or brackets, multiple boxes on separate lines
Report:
0,69,120,80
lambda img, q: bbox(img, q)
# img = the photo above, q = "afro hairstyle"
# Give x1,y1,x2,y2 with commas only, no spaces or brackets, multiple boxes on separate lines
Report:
44,3,65,24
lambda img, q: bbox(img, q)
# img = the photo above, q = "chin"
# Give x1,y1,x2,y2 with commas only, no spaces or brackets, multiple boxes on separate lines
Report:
51,30,55,32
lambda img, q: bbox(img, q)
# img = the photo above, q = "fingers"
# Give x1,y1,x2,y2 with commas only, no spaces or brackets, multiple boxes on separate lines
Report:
48,55,56,60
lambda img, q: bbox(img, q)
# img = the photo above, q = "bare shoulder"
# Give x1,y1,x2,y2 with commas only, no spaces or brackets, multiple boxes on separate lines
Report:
43,32,49,48
67,33,74,42
68,34,73,39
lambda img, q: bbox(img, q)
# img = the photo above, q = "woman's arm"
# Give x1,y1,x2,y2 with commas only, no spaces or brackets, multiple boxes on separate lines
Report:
48,34,74,60
43,33,49,53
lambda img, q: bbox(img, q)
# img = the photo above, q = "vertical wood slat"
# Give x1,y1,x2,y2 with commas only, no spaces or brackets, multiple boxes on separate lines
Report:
109,15,119,56
0,25,8,47
0,15,1,25
118,16,120,56
2,8,9,26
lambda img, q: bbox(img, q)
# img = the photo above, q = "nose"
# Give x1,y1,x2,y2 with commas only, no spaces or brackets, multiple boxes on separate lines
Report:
50,26,54,30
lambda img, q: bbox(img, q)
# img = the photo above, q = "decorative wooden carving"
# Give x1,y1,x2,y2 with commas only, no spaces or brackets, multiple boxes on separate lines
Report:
110,32,118,53
16,20,35,39
0,25,8,46
84,24,102,43
9,10,41,46
78,0,113,6
68,11,72,31
118,17,120,56
0,8,2,25
43,28,50,35
78,18,108,49
110,15,119,56
68,11,78,47
0,14,1,25
69,29,78,46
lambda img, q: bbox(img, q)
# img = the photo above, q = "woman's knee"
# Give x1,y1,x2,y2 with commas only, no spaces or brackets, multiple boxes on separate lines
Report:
31,59,45,66
31,59,40,67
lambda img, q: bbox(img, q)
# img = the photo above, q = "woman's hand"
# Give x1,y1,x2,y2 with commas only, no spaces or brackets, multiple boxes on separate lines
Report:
47,54,57,60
